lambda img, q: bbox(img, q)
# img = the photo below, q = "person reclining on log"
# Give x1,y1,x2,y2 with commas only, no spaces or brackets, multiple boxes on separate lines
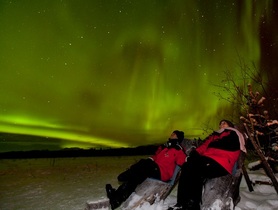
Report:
105,130,187,210
168,120,246,210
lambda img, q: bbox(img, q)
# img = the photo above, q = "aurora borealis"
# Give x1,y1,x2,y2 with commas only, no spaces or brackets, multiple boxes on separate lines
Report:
0,0,277,152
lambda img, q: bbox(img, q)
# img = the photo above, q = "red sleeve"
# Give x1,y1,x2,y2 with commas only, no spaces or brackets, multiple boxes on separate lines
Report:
176,149,187,166
151,145,163,160
196,135,213,155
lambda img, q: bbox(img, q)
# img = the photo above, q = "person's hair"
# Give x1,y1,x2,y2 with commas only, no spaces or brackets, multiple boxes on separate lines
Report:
219,119,234,128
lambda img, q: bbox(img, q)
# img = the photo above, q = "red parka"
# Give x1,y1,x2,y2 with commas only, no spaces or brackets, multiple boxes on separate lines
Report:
196,128,245,174
150,144,186,181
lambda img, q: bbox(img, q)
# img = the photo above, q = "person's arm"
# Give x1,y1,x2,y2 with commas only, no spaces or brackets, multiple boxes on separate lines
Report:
150,145,163,160
208,130,240,151
176,149,187,166
196,134,214,155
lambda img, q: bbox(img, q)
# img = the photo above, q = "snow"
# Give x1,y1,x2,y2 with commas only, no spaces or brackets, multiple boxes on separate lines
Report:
0,156,278,210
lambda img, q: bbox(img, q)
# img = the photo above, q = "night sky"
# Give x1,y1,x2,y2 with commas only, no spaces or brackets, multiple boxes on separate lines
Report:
0,0,277,152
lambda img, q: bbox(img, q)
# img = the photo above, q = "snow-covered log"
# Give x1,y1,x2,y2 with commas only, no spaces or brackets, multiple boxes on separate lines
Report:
85,167,181,210
201,152,246,210
201,169,242,210
121,178,174,210
121,164,181,210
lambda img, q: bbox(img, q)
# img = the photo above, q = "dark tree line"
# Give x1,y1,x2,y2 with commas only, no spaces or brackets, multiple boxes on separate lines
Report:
0,145,158,159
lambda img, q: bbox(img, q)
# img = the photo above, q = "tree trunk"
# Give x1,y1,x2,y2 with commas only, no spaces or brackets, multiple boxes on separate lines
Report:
244,123,278,194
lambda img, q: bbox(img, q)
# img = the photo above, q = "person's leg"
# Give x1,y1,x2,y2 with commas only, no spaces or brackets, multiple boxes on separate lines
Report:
142,158,161,180
117,159,146,182
108,181,136,210
108,159,160,209
117,159,152,182
118,158,160,183
177,161,203,209
168,160,203,210
117,169,132,182
175,155,229,210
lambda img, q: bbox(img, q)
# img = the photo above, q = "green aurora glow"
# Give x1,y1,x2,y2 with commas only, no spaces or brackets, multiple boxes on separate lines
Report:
0,0,277,152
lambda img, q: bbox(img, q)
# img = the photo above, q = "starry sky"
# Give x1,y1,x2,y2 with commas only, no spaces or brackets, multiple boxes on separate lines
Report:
0,0,277,152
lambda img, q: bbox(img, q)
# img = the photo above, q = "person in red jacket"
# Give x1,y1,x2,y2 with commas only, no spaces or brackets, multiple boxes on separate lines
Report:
105,130,187,210
168,120,246,210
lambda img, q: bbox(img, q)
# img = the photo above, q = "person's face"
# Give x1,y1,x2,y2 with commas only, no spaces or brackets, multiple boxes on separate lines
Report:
219,121,229,129
170,132,178,139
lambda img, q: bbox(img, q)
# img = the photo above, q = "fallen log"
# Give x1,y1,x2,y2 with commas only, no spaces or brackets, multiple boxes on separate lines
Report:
201,152,246,210
201,169,243,210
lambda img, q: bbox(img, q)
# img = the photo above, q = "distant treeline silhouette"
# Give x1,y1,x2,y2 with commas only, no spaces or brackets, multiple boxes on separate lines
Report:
0,145,159,159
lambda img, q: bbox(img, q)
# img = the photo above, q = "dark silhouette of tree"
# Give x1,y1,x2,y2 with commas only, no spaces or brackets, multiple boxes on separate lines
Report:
212,55,277,124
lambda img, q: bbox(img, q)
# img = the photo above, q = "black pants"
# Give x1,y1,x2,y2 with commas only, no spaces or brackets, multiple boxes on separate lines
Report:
177,154,229,206
116,158,161,200
118,158,160,183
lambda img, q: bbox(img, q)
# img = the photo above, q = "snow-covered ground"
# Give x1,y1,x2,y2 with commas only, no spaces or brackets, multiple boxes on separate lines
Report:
0,156,278,210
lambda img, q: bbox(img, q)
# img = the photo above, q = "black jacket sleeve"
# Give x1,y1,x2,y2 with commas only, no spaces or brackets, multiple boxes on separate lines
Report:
208,130,240,151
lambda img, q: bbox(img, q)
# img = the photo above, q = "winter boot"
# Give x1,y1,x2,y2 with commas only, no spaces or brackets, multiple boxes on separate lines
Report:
183,199,200,210
105,184,116,199
108,182,134,210
109,196,122,210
